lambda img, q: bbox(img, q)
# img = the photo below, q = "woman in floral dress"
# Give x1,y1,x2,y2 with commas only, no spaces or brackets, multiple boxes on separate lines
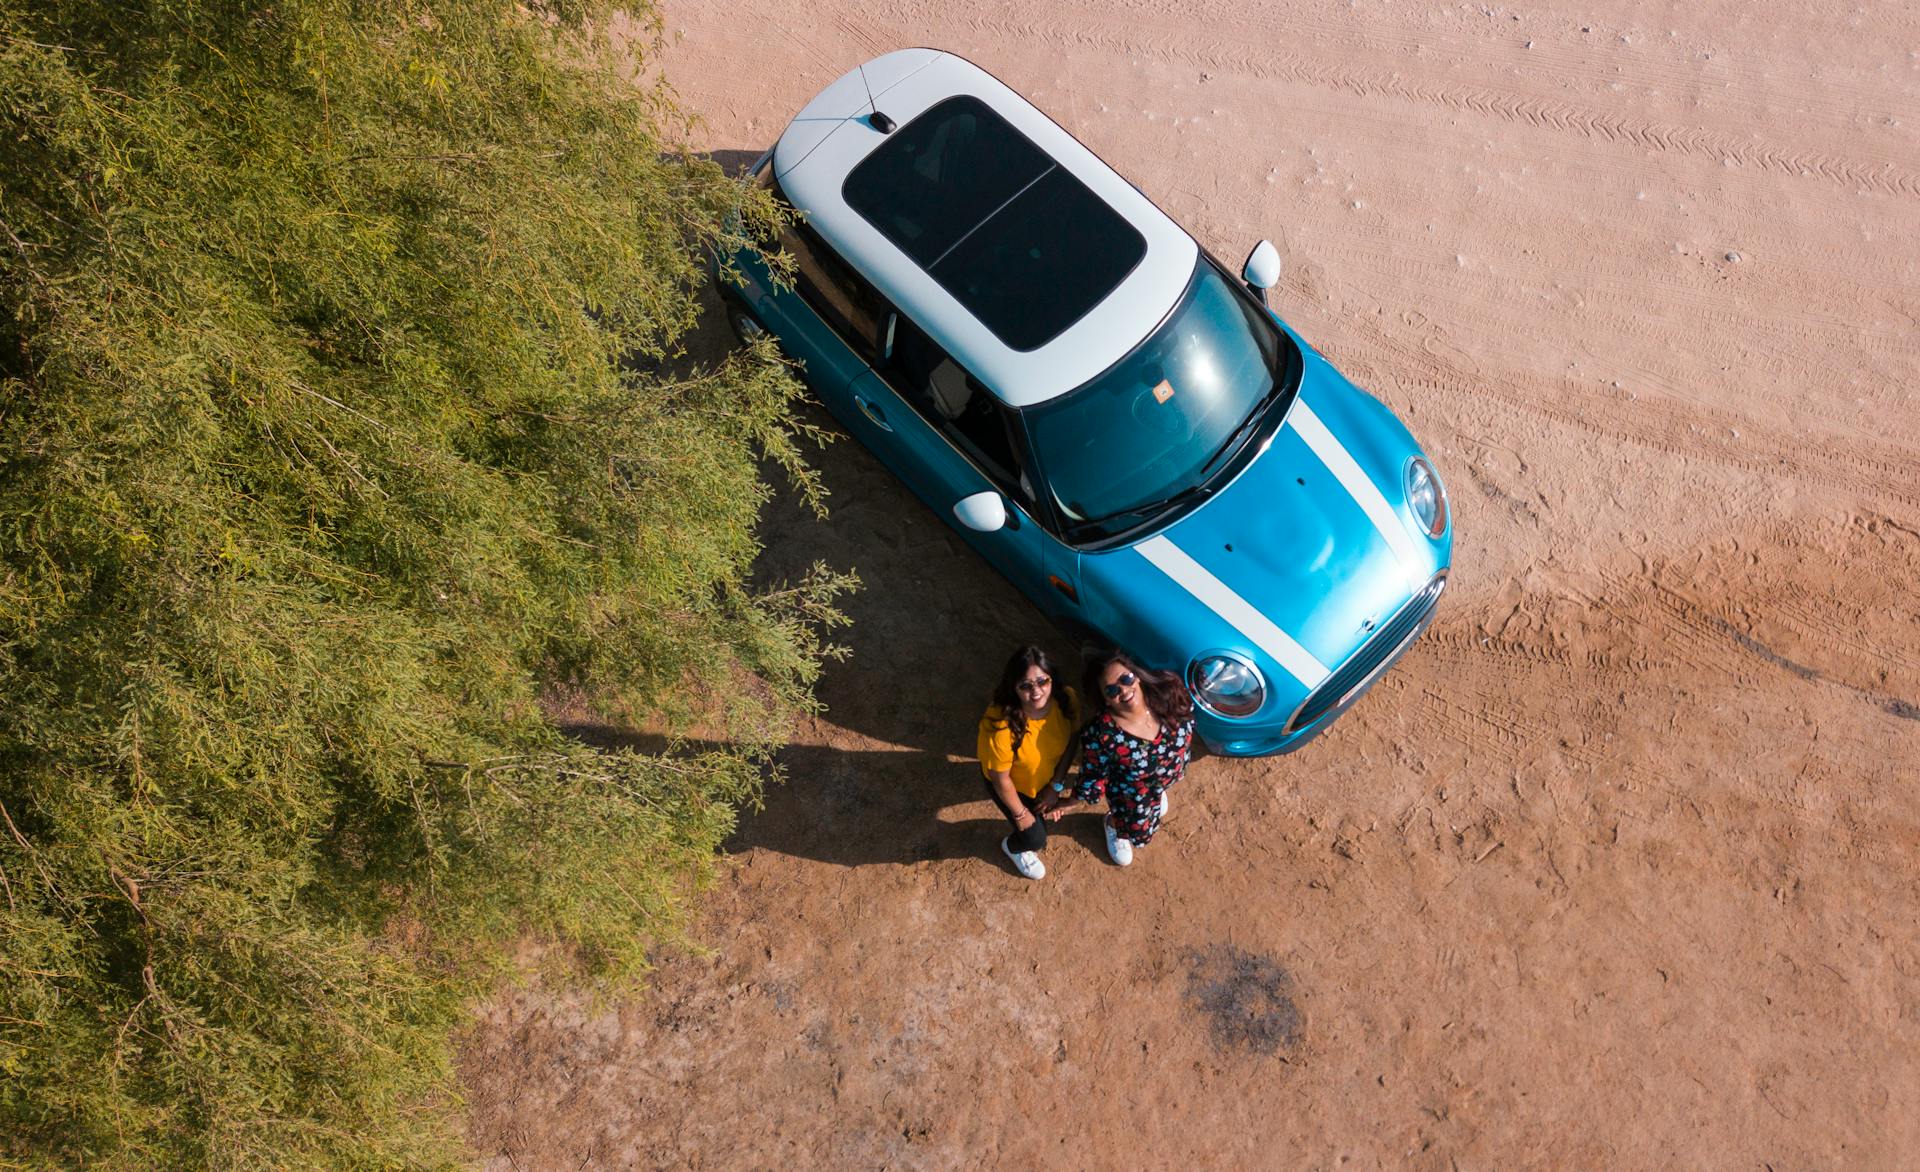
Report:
1039,649,1195,867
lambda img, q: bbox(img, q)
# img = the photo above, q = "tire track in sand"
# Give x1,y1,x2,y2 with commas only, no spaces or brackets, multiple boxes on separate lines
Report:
1387,533,1918,851
958,17,1920,200
1341,313,1920,513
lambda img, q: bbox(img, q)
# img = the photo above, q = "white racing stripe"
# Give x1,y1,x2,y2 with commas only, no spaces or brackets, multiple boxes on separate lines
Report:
1286,399,1425,588
1136,536,1331,690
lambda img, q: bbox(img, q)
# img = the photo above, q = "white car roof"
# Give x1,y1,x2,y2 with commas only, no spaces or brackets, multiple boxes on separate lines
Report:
771,50,1198,408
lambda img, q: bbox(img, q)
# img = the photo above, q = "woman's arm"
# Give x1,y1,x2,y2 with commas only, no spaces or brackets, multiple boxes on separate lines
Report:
1073,727,1110,805
986,767,1038,831
1036,739,1080,818
977,712,1035,827
1035,774,1063,816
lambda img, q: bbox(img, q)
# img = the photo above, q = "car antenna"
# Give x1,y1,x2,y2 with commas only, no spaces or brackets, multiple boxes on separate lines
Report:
858,64,895,133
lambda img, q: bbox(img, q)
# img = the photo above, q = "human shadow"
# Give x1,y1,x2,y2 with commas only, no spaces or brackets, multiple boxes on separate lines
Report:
561,724,1117,871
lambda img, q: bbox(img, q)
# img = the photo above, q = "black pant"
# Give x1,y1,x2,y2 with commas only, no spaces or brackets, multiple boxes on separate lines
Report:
982,774,1047,852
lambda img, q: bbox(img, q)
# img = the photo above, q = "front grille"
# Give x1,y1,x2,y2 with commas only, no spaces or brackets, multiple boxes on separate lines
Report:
1286,571,1447,734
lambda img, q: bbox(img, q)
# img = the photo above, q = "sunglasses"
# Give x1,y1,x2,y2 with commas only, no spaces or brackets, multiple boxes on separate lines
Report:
1102,671,1138,699
1016,676,1051,694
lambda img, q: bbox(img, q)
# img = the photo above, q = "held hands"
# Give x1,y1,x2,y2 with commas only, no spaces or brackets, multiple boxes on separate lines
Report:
1038,754,1080,821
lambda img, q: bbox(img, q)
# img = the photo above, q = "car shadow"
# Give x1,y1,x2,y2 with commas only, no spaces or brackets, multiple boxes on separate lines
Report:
674,212,1086,762
554,376,1098,870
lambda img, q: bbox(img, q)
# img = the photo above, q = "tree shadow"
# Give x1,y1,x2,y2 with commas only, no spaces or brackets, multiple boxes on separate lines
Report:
696,147,766,177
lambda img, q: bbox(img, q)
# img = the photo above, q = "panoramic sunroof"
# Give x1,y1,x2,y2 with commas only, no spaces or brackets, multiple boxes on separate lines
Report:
843,96,1147,352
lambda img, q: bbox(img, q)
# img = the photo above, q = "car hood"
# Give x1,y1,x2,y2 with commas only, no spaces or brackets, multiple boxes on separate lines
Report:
1078,352,1445,698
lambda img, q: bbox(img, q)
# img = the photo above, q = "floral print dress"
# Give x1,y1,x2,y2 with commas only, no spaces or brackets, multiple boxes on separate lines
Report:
1074,712,1196,845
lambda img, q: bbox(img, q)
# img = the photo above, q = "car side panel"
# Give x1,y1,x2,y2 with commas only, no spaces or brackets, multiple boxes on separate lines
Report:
846,370,1049,603
726,247,1065,617
731,252,870,426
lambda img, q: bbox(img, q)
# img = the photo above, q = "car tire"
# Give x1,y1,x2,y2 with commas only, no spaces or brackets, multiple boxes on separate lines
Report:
725,301,770,347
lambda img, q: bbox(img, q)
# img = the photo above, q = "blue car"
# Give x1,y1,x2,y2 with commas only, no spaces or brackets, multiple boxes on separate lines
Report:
717,49,1452,755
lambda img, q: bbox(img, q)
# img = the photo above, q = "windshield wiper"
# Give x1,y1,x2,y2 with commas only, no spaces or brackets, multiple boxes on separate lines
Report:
1199,377,1289,478
1068,481,1216,538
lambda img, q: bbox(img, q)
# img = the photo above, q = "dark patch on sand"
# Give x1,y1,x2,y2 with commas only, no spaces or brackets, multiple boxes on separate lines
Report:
1183,945,1302,1056
1714,620,1822,681
1712,619,1917,720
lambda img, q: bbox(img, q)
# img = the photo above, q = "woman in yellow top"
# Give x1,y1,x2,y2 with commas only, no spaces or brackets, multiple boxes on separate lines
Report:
977,645,1079,881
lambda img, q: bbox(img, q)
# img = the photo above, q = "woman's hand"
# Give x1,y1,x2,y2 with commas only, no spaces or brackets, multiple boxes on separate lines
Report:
1039,753,1079,822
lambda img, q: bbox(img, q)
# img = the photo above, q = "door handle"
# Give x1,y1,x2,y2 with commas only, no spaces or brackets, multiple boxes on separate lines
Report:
855,396,892,432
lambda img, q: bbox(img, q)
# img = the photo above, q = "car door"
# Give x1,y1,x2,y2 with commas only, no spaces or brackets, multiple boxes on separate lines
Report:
854,314,1056,607
740,197,1076,622
746,212,889,426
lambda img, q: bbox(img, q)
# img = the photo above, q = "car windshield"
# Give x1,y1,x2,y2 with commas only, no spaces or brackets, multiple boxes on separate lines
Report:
1023,258,1296,535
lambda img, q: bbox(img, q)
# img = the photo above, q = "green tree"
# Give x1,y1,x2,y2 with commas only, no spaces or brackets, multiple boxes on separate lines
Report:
0,0,849,1164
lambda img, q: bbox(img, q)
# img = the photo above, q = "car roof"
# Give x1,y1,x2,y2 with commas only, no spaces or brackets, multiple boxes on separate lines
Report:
772,50,1198,408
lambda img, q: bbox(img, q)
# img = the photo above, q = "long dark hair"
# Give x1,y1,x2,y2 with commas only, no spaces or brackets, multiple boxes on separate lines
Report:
989,645,1075,756
1082,647,1192,729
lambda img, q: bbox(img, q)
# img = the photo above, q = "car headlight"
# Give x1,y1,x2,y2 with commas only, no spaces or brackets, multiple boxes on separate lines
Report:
1406,456,1448,538
1188,653,1266,718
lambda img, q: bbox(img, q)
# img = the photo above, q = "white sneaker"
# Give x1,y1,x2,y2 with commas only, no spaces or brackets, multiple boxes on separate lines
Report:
1002,837,1046,880
1104,819,1134,867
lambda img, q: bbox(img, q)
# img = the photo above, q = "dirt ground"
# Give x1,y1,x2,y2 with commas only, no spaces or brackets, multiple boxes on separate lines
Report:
459,2,1920,1167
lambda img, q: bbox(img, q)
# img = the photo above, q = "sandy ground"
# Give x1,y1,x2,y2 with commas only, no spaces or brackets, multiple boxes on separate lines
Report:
460,2,1920,1167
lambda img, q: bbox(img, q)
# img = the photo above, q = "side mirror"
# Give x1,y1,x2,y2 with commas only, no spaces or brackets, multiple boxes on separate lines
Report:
953,492,1008,533
1242,240,1282,303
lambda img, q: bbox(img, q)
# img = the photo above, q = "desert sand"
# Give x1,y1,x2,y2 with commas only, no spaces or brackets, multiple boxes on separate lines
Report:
460,2,1920,1166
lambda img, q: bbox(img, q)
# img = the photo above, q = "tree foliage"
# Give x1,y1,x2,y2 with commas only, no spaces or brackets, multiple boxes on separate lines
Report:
0,1,849,1164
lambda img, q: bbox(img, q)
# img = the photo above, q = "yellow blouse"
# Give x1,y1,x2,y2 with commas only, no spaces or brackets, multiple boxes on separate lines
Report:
976,689,1079,799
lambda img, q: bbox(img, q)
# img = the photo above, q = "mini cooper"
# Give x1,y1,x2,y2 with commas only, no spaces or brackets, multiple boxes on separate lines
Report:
717,49,1452,755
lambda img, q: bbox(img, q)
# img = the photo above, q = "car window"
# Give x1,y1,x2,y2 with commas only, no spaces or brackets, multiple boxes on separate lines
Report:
878,315,1035,503
763,173,888,363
